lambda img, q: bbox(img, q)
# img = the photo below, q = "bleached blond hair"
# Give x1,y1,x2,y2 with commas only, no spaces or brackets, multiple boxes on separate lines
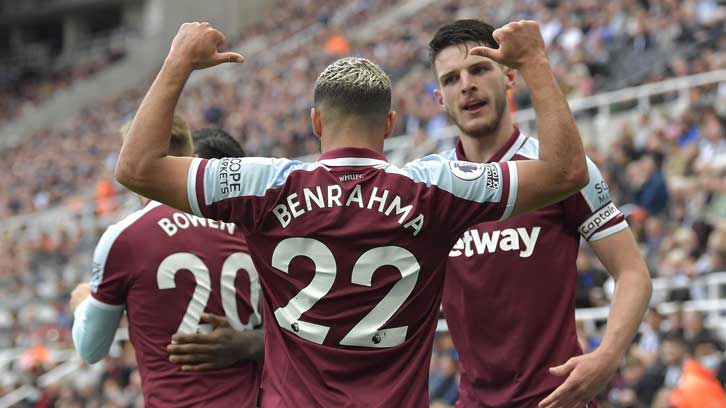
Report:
314,57,392,117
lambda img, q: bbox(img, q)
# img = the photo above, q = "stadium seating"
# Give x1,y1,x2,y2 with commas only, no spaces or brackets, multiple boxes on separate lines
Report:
0,0,725,406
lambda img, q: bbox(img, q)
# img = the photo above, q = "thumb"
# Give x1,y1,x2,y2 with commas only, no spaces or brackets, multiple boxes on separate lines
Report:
549,357,578,376
468,46,502,61
213,52,245,65
200,313,230,328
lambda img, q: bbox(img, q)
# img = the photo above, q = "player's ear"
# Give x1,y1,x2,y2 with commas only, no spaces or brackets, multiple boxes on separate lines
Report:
433,88,446,111
383,111,397,139
311,107,322,139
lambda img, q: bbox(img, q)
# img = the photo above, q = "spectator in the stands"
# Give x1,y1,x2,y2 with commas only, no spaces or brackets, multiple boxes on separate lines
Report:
631,154,670,215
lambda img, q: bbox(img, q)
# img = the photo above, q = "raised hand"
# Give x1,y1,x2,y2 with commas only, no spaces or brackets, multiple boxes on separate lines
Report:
468,20,547,70
166,22,244,72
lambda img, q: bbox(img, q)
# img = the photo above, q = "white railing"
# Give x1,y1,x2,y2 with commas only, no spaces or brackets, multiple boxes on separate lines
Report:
296,68,726,163
437,271,726,333
398,68,725,155
0,273,723,407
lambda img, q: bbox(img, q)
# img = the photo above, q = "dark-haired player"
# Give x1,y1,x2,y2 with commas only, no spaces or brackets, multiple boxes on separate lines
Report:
114,21,589,407
70,116,262,407
192,127,246,159
428,19,652,408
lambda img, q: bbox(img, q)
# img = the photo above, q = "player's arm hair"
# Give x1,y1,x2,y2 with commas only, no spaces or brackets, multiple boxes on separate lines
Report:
589,229,652,359
509,61,588,217
72,298,124,364
115,61,194,213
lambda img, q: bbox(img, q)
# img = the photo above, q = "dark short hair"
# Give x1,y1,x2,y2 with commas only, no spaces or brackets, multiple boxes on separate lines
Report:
429,19,498,67
313,57,391,118
192,128,245,159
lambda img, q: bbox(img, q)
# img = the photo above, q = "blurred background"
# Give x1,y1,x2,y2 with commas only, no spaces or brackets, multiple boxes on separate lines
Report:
0,0,724,407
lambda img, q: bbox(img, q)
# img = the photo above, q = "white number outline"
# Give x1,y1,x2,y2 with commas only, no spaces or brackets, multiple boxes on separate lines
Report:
157,252,261,334
272,238,420,348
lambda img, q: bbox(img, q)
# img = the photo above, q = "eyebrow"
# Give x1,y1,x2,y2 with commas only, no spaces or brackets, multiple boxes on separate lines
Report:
438,61,494,82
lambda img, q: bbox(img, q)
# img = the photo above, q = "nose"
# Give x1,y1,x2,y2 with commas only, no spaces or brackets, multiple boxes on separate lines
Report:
460,71,476,94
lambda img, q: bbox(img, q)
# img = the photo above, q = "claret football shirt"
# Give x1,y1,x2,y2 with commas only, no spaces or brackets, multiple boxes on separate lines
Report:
440,130,626,407
186,147,519,407
91,201,262,407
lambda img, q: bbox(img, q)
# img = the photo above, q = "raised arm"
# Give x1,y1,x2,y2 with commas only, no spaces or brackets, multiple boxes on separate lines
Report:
115,23,244,212
470,21,588,216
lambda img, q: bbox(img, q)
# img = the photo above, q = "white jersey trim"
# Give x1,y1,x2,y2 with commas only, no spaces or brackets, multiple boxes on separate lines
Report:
500,133,530,161
188,158,203,217
589,220,629,241
578,202,623,240
499,161,518,221
318,157,389,167
90,201,162,293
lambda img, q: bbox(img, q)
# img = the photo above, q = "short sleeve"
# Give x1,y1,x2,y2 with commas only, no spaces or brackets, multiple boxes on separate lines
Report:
563,157,628,241
89,225,133,306
186,157,318,232
401,155,518,235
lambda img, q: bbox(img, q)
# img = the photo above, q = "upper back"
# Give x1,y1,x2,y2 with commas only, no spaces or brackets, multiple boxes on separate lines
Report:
186,148,517,406
90,202,261,406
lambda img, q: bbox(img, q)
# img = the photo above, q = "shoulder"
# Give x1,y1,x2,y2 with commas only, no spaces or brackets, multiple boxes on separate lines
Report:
96,202,163,252
571,156,610,210
196,157,325,195
90,203,162,290
398,154,506,203
437,148,457,161
200,157,319,177
397,153,473,186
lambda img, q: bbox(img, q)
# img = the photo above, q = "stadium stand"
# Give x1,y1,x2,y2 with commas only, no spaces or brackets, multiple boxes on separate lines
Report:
0,0,725,406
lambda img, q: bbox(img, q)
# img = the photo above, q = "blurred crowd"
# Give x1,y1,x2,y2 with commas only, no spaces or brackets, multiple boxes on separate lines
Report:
0,46,127,124
2,0,726,219
1,0,726,406
570,93,726,406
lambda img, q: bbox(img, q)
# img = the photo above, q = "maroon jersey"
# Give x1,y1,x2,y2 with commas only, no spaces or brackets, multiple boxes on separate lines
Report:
90,201,262,407
186,147,519,407
440,131,626,407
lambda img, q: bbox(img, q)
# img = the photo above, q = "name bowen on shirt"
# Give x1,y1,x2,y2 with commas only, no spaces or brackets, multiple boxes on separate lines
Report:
449,226,541,258
157,212,236,237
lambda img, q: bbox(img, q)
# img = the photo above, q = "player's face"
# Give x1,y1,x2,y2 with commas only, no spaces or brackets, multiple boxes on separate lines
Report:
433,43,513,138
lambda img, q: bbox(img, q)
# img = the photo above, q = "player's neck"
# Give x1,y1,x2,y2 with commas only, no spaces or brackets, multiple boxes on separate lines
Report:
459,115,514,163
320,124,385,154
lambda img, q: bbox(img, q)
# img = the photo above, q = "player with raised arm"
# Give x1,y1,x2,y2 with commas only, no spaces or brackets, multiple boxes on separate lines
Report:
69,117,263,407
114,21,588,407
428,19,652,408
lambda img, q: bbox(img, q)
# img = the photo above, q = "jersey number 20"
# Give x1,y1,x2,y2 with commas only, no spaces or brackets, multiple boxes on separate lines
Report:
156,252,261,334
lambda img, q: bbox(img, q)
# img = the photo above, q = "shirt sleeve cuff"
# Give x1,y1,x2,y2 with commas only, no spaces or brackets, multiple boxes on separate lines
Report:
187,158,204,217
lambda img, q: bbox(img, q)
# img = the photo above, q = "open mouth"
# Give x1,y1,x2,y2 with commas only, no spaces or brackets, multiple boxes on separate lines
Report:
462,100,487,112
